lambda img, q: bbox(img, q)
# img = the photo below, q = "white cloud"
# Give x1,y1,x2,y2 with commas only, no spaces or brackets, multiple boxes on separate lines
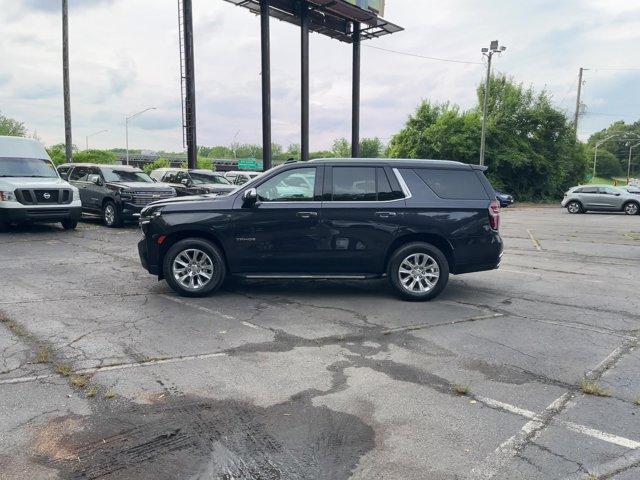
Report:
0,0,639,151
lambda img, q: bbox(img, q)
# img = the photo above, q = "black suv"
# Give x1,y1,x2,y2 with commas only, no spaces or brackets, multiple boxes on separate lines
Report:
138,159,502,301
58,164,175,227
149,168,236,196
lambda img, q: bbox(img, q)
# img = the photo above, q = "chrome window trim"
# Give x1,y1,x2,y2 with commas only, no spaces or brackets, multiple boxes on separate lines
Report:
393,168,412,200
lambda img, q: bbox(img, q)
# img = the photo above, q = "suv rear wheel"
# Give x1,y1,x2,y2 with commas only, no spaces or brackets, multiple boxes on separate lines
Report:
388,242,449,301
103,201,122,228
566,201,583,214
163,238,226,297
623,202,639,215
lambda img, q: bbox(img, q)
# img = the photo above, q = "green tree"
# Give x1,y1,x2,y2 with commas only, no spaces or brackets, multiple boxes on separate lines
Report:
360,137,385,158
72,149,117,165
388,75,587,200
0,112,27,137
47,144,70,166
143,157,170,174
331,138,351,157
592,149,623,177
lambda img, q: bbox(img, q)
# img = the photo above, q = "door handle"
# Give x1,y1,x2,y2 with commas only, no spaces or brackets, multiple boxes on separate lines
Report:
375,211,397,218
296,211,318,219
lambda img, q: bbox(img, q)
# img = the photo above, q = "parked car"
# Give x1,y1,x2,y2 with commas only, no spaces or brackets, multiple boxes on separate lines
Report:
623,186,640,196
494,190,514,208
562,185,640,215
149,168,236,196
0,136,81,231
58,163,175,227
138,159,503,301
224,170,261,186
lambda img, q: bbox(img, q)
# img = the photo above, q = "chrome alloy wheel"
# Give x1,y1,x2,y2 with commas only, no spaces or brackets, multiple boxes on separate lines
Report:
625,203,639,215
172,248,215,291
104,204,116,225
567,202,581,214
398,253,440,294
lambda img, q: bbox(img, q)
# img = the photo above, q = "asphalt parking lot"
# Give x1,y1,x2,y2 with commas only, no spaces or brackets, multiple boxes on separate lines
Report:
1,207,639,480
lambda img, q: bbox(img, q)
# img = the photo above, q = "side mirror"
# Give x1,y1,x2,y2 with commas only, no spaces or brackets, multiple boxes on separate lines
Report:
88,174,101,186
242,188,258,206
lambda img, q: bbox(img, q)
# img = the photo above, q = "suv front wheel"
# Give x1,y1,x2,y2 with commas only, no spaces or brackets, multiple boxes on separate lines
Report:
163,238,226,297
566,201,583,214
388,242,449,301
103,201,122,228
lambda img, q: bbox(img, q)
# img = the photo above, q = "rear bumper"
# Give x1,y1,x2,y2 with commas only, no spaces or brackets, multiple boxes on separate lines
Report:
452,231,503,275
1,206,82,223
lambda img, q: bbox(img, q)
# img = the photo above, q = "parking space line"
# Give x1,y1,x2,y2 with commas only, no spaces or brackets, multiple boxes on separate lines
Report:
476,396,640,450
526,229,543,251
159,294,236,320
471,335,638,479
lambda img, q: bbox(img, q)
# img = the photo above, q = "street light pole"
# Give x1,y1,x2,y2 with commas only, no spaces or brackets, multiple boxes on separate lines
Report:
85,129,108,150
125,107,156,165
628,142,640,184
479,40,506,166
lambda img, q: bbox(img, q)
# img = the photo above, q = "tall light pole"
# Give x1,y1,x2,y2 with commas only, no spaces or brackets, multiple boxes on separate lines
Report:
85,129,108,150
62,0,73,163
479,41,506,166
627,141,640,184
573,67,587,136
592,134,618,180
125,107,156,165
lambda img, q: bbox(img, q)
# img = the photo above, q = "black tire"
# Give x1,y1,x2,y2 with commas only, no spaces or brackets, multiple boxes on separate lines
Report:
566,201,583,214
623,201,639,216
163,238,226,297
387,242,450,301
61,219,78,230
103,201,122,228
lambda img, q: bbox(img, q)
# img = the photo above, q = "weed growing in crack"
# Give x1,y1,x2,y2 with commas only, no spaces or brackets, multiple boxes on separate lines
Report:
86,386,98,398
580,379,611,397
105,390,117,400
35,346,50,363
56,364,73,377
452,383,470,396
634,396,640,406
1,316,27,337
70,374,90,389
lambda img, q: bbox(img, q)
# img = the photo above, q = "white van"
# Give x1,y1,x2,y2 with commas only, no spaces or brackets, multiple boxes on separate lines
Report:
0,136,82,231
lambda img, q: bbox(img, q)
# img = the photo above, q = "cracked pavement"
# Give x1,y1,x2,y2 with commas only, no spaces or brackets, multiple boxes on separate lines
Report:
0,207,639,479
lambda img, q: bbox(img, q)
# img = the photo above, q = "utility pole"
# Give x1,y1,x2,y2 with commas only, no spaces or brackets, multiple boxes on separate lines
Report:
479,40,506,166
574,67,585,136
62,0,72,163
351,22,361,158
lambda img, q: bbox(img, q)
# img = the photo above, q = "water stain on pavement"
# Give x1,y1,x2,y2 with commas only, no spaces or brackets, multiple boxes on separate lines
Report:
32,395,374,480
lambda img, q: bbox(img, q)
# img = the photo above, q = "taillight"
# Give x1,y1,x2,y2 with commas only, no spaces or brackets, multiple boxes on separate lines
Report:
489,200,500,231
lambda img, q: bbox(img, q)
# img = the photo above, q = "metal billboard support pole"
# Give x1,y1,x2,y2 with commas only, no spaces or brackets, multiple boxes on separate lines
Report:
182,0,198,169
300,0,310,162
260,0,272,171
351,22,361,158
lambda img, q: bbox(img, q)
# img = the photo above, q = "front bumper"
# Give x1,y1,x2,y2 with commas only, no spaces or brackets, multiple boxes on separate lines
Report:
1,205,82,223
138,236,161,275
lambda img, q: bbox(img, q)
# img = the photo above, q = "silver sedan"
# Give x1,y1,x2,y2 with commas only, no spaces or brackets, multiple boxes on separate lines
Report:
561,185,640,215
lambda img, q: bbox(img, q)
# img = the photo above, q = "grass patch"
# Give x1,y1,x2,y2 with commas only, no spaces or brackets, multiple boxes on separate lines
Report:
580,379,611,397
69,374,89,389
0,316,28,337
55,363,73,377
588,176,615,185
452,383,470,396
104,390,116,400
35,346,50,364
635,396,640,406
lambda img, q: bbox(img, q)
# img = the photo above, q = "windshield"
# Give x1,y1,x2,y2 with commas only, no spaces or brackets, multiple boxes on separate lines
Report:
102,169,153,183
190,172,231,185
0,157,58,178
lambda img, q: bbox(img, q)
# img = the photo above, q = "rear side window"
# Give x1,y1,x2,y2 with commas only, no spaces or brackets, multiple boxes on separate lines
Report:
332,167,376,201
69,166,89,182
581,187,598,194
414,168,489,200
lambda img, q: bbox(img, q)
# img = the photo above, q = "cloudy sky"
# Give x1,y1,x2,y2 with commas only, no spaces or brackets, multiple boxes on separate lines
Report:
1,0,639,152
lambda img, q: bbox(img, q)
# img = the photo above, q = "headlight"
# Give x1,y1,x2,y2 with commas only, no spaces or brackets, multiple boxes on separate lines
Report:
119,189,133,200
0,191,17,202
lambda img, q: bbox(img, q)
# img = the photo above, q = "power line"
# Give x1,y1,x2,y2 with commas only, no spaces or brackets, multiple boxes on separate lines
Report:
362,44,483,65
584,67,640,71
584,112,640,117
